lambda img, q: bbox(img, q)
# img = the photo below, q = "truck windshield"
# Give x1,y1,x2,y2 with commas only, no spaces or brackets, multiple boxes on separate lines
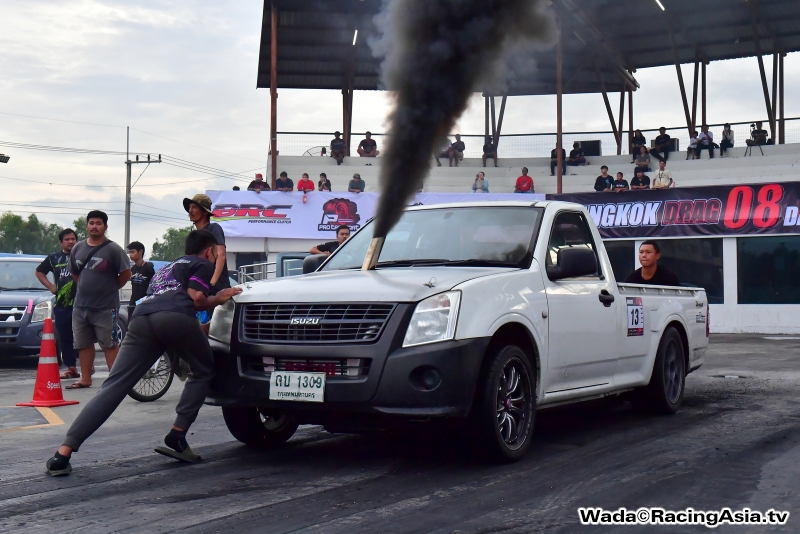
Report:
0,261,47,290
322,206,542,271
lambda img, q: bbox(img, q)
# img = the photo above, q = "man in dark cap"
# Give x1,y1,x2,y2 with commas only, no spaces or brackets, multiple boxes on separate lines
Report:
183,194,229,297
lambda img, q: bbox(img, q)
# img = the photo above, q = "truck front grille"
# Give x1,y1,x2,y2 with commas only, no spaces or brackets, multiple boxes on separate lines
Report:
241,303,395,344
0,307,25,323
248,356,372,377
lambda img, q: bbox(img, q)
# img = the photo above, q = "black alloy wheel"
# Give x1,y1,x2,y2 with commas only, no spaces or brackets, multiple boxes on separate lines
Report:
473,344,536,462
638,326,686,414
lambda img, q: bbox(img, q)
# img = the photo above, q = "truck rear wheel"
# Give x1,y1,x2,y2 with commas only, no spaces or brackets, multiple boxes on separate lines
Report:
637,327,686,414
472,344,535,462
222,407,299,448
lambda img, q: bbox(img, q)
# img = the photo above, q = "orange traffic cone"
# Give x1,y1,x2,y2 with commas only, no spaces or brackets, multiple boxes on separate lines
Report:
17,318,79,407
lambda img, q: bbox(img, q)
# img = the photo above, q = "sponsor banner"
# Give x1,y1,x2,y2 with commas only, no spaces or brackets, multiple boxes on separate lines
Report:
206,191,544,239
547,182,800,239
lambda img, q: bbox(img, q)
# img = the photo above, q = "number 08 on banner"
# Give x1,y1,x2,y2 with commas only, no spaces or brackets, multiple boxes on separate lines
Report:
627,297,644,337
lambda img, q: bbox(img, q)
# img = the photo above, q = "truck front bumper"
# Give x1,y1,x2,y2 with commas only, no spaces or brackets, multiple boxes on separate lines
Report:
206,336,490,419
0,319,45,357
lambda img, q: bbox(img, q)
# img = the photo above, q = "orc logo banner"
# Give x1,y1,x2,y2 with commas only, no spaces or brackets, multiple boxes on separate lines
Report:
548,182,800,239
319,198,361,231
212,204,292,223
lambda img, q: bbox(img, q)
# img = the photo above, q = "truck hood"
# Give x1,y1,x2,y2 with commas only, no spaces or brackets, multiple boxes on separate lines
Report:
0,290,51,307
237,267,516,304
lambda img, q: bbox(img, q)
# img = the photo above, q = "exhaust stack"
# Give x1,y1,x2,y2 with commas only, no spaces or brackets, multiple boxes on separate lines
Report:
361,237,386,271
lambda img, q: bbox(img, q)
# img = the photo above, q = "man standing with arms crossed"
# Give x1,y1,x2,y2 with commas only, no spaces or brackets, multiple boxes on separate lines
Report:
66,211,131,389
35,228,80,379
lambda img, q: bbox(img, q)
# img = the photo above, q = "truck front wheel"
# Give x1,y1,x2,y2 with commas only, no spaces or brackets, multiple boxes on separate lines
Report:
222,406,299,448
472,344,536,462
637,326,686,414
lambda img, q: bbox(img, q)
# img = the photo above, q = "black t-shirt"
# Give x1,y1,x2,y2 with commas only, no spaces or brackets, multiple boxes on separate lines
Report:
359,139,377,151
330,138,346,151
130,262,156,305
594,175,613,192
318,179,331,191
551,148,566,159
483,143,495,154
655,134,671,147
613,179,629,190
248,180,270,191
36,252,76,308
276,178,294,191
451,140,465,152
569,148,584,159
625,266,680,286
632,134,646,146
631,175,650,188
751,129,768,142
199,222,230,293
316,241,340,254
132,256,215,318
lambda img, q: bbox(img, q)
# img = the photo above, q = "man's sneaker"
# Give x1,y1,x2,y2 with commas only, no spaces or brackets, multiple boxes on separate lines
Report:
46,452,72,476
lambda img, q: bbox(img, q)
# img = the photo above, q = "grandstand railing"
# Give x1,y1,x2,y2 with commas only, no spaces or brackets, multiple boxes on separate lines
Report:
277,117,800,159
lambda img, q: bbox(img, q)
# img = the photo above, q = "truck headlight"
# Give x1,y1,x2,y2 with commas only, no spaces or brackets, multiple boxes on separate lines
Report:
31,301,52,323
209,299,235,344
403,291,461,348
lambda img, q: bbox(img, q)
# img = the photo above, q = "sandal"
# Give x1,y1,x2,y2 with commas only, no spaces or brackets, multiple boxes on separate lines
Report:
66,382,91,389
60,368,80,380
154,446,202,464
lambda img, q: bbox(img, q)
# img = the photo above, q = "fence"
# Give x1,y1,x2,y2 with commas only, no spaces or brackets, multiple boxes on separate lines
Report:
277,117,800,159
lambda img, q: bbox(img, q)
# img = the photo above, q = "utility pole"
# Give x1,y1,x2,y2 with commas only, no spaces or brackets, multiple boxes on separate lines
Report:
125,126,161,245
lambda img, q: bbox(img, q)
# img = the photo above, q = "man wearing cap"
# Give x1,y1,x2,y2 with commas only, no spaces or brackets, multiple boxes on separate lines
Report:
247,173,270,193
357,132,379,157
348,173,365,193
330,131,346,165
275,171,294,192
183,194,230,298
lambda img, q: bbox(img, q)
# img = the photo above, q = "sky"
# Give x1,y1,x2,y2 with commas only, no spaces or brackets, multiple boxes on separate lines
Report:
0,0,798,256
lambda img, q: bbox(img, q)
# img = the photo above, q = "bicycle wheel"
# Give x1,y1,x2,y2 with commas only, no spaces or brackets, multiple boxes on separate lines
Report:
128,354,174,402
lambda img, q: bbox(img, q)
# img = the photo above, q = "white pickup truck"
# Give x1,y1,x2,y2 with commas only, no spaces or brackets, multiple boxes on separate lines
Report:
207,200,709,461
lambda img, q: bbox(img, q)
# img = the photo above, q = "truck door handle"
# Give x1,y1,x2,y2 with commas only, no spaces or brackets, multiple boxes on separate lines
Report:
599,290,615,307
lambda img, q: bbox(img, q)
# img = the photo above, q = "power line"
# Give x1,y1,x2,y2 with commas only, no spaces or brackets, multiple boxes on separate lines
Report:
0,111,125,129
130,128,266,163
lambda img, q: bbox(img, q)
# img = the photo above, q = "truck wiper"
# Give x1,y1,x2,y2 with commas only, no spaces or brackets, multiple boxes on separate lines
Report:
439,259,519,267
375,259,450,267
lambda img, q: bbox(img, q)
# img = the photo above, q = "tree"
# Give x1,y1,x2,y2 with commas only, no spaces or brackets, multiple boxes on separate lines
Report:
151,226,193,261
0,212,62,254
72,216,88,242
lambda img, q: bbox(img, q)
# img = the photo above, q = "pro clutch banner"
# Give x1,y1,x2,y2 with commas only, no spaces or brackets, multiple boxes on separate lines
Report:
206,191,544,239
547,182,800,239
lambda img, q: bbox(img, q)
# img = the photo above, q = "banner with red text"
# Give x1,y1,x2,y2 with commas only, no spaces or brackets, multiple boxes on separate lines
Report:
205,191,544,239
547,182,800,239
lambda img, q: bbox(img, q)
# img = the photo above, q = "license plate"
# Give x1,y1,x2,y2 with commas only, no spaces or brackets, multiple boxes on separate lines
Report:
269,371,326,402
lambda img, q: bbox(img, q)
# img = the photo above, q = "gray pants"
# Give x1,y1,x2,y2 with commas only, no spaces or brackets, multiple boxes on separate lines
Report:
64,311,213,452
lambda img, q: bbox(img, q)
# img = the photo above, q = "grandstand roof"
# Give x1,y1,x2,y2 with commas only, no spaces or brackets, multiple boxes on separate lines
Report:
257,0,800,97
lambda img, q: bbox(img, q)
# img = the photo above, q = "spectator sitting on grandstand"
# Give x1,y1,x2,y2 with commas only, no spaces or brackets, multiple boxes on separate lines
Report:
567,142,588,166
247,173,270,193
482,137,498,167
514,167,534,193
613,172,629,193
651,127,672,162
275,171,294,192
449,134,465,167
434,138,452,167
297,173,315,193
686,131,698,160
696,124,715,159
232,186,240,191
550,145,566,176
318,173,331,191
594,166,614,192
720,123,734,157
357,132,379,157
634,146,651,173
747,122,768,146
330,131,346,164
348,173,365,193
631,169,651,190
631,129,647,163
652,160,673,189
472,172,489,193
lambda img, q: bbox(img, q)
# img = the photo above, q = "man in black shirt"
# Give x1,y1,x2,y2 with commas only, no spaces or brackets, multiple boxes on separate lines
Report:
357,132,379,157
594,166,613,192
747,122,768,146
46,231,242,476
651,127,672,162
184,193,230,296
247,173,270,193
613,172,630,192
482,137,497,167
630,169,651,190
127,241,155,309
448,134,465,167
330,131,346,164
35,228,79,379
626,241,680,286
550,146,566,176
310,225,351,255
275,171,294,192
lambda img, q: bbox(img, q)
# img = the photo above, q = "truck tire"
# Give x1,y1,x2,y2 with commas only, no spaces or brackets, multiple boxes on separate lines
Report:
471,344,536,462
222,406,299,448
637,326,686,414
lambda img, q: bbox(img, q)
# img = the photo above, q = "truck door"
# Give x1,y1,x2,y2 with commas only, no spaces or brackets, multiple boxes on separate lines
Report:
542,211,619,395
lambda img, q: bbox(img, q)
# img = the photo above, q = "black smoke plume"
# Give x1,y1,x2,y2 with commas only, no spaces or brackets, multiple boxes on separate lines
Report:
370,0,555,238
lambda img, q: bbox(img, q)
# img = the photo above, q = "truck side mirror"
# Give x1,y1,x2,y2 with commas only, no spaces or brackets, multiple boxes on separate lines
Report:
302,254,328,274
546,247,597,281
